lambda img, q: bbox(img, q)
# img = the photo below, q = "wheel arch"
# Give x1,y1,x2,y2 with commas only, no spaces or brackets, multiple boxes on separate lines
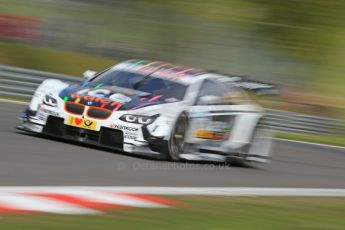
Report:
230,112,265,145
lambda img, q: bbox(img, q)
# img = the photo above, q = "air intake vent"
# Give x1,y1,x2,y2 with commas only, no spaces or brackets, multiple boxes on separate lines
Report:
87,107,112,119
65,102,85,115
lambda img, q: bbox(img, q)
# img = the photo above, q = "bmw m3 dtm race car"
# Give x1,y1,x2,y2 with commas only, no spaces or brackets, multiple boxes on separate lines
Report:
17,59,272,164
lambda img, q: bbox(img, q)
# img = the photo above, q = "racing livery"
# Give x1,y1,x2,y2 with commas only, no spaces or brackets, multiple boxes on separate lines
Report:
17,60,272,164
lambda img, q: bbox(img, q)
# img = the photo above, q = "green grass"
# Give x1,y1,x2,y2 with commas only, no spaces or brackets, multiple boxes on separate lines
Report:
0,41,117,76
275,132,345,147
0,196,344,230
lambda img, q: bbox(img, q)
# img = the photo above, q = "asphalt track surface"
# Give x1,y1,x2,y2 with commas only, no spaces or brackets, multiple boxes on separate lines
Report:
1,101,344,188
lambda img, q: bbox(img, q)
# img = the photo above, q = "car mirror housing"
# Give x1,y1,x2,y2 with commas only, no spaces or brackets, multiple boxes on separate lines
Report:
83,70,97,81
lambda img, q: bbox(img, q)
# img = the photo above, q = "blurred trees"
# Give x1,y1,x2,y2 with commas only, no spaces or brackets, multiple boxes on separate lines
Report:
1,0,345,96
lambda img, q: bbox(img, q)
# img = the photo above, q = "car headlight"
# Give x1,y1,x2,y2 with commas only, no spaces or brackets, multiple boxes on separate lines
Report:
120,114,158,125
43,95,58,107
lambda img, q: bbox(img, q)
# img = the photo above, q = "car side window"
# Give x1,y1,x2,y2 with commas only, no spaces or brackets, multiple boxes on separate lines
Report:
195,80,227,105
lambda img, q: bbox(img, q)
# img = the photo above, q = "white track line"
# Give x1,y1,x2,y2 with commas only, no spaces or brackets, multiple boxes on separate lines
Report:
274,138,345,150
0,187,344,197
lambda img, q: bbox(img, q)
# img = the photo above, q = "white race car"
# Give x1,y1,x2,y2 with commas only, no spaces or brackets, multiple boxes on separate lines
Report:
17,60,272,164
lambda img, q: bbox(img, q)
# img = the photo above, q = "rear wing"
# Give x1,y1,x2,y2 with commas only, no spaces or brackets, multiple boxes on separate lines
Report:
222,75,280,96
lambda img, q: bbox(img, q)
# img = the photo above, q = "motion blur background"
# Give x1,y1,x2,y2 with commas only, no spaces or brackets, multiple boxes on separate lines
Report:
1,0,344,121
0,2,345,228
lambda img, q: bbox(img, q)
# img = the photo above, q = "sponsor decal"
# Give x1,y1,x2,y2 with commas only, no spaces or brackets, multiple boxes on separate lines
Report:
110,124,139,140
124,134,137,140
67,116,97,130
110,124,139,132
37,114,45,121
193,128,231,140
71,94,123,110
84,119,94,127
70,90,123,110
37,106,59,121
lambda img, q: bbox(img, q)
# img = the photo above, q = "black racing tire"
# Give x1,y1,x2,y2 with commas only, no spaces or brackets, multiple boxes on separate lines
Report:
227,147,248,167
161,113,188,161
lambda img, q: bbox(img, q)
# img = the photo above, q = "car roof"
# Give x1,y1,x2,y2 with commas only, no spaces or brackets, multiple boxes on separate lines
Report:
111,59,225,85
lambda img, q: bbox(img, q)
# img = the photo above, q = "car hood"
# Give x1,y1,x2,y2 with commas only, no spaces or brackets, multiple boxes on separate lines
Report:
59,82,180,111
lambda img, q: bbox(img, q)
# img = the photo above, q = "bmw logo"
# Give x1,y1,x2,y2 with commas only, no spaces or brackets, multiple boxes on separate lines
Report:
87,101,93,106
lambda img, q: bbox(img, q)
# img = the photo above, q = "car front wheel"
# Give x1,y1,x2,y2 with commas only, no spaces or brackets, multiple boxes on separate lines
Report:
166,113,188,161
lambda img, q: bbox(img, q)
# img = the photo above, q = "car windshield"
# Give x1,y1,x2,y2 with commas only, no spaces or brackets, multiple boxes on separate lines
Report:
91,69,187,101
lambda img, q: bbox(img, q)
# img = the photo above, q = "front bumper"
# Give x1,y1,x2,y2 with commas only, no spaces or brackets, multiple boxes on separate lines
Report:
17,115,161,157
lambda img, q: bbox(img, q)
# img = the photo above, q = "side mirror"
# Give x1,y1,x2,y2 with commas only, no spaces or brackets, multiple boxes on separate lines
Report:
198,95,222,105
83,70,97,81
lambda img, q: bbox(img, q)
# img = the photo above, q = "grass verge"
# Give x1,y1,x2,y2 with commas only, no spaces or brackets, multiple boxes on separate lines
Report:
0,41,117,76
0,196,344,230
